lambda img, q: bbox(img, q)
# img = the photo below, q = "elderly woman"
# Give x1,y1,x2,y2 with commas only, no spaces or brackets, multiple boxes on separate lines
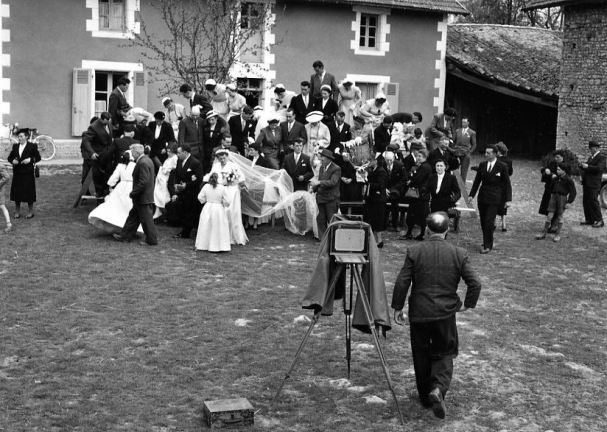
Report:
338,79,362,125
7,129,41,219
226,83,247,118
304,110,331,156
402,149,432,241
359,92,391,127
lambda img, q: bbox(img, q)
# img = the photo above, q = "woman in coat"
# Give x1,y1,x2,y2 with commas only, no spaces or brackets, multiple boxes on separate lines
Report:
429,159,461,213
7,129,41,219
364,157,389,248
403,149,432,241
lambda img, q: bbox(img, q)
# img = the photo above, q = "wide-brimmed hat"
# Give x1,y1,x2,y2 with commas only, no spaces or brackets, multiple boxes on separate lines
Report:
206,110,219,119
319,148,335,161
306,110,323,123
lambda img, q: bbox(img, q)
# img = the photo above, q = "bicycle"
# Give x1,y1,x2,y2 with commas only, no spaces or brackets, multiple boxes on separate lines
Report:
0,123,56,161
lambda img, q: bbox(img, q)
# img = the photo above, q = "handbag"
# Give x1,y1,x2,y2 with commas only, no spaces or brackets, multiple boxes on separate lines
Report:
34,164,40,178
404,187,419,199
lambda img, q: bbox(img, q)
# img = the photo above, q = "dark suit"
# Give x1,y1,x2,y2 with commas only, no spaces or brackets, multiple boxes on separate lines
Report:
169,155,204,238
314,98,339,124
373,125,392,154
280,120,307,153
7,142,41,203
469,160,512,250
426,113,456,152
289,94,314,125
365,166,389,232
310,72,339,101
121,154,158,245
189,93,212,115
385,159,407,229
178,117,204,160
406,161,432,235
314,161,341,237
148,121,175,168
429,172,461,213
328,122,352,150
392,236,481,404
255,126,282,169
581,151,606,224
108,87,128,136
428,148,460,173
228,115,256,155
201,119,227,173
282,152,314,191
452,127,477,181
81,119,114,198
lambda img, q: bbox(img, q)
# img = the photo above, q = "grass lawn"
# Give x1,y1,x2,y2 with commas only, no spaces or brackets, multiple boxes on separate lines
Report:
0,159,606,432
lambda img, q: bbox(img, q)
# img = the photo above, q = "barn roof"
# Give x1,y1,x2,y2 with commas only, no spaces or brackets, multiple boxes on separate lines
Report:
289,0,470,14
522,0,605,11
447,24,563,100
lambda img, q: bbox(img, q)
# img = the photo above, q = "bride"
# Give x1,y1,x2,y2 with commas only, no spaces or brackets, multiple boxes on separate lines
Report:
209,148,248,245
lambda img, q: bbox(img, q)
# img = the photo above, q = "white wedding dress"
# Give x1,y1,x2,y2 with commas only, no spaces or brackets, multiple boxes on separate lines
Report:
209,159,248,245
195,183,231,252
88,162,142,234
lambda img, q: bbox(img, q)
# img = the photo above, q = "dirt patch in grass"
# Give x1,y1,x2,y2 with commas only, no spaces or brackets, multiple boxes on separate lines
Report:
1,160,606,431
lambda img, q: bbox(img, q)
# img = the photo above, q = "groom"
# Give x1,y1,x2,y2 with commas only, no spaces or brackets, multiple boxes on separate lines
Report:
113,143,158,245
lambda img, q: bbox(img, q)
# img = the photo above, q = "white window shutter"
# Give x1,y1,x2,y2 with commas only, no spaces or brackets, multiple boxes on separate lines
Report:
384,82,399,113
72,68,93,136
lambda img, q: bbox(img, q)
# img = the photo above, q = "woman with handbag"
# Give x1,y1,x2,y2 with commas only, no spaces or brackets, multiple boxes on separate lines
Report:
402,149,432,240
7,129,41,219
364,157,389,248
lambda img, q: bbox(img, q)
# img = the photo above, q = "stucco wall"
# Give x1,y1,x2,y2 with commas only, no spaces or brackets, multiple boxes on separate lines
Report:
556,4,607,154
272,2,445,128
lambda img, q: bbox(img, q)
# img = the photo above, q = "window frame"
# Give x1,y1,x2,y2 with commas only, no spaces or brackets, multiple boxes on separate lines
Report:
85,0,140,40
350,6,390,56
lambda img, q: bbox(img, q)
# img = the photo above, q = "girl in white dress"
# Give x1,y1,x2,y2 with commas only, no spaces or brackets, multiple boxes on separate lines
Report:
153,143,178,219
209,149,248,245
88,151,142,234
195,173,231,252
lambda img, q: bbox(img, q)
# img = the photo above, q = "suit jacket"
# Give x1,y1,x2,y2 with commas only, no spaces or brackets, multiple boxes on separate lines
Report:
148,121,175,158
581,151,606,189
385,159,407,192
469,160,512,205
178,117,204,157
428,171,461,212
428,148,460,172
82,119,113,164
281,152,314,191
314,98,339,124
280,120,307,151
255,126,283,153
373,125,392,153
202,120,227,163
366,166,389,203
169,155,204,198
130,155,155,204
328,122,352,149
426,113,456,152
452,127,477,157
134,124,154,146
289,93,314,125
391,236,482,323
108,87,128,127
310,72,339,101
190,93,212,115
228,115,256,155
315,161,341,203
7,141,41,176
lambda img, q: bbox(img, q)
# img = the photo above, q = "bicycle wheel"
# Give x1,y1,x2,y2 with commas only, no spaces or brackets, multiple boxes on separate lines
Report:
35,135,56,161
0,137,17,161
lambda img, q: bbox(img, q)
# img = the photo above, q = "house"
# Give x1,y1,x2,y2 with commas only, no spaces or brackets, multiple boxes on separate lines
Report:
523,0,607,154
445,23,562,157
0,0,468,158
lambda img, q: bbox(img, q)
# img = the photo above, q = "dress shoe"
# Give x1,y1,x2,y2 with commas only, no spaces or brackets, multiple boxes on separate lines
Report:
377,241,384,249
428,388,446,419
580,221,593,225
592,221,604,228
480,247,491,254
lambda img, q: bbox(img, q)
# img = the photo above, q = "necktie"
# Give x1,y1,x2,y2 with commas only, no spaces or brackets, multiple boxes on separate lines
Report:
488,162,493,172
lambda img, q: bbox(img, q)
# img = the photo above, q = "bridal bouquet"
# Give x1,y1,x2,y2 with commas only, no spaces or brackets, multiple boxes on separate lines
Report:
225,169,237,185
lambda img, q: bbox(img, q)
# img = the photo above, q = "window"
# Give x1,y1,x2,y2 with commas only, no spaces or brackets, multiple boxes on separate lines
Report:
94,71,129,117
99,0,125,31
359,14,378,49
241,2,262,30
236,77,263,107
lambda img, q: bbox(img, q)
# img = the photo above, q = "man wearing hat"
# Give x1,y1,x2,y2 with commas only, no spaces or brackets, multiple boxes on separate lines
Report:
228,105,256,156
282,138,314,191
178,105,204,163
310,149,341,238
202,110,228,173
179,83,212,116
310,60,338,102
289,81,314,125
162,97,186,135
392,211,481,419
579,140,606,227
255,115,283,169
148,111,176,171
108,76,131,137
304,111,331,156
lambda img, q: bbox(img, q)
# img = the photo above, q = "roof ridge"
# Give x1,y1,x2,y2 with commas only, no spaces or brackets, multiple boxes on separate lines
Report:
449,22,562,33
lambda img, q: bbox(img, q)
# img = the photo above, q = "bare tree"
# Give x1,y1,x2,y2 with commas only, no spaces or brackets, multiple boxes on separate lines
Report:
130,0,272,93
458,0,562,30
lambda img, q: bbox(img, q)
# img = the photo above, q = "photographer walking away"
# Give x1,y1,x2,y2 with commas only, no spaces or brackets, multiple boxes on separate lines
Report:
392,212,481,419
579,140,606,228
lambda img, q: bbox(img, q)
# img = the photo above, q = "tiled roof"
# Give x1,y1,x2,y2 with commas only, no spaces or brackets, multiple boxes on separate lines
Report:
522,0,604,11
447,24,563,97
290,0,470,14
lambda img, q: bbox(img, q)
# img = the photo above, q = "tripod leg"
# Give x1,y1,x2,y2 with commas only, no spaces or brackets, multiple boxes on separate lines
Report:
353,266,406,426
345,265,354,379
271,312,320,407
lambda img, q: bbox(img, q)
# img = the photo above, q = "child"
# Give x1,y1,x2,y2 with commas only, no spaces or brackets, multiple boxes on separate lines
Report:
0,163,11,232
535,162,576,242
495,142,513,231
195,173,231,252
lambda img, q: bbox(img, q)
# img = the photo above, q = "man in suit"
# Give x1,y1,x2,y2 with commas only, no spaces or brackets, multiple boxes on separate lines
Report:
289,81,314,125
148,111,176,171
426,108,457,152
228,105,256,155
113,143,158,245
282,138,314,191
179,83,212,115
579,140,606,227
452,117,477,182
178,106,204,162
280,108,307,155
392,212,481,419
255,117,282,169
248,142,273,169
202,111,227,173
328,111,352,149
384,151,407,231
310,149,341,238
108,77,130,137
373,115,393,154
429,137,460,173
468,144,512,253
310,60,339,102
81,112,114,201
169,144,204,239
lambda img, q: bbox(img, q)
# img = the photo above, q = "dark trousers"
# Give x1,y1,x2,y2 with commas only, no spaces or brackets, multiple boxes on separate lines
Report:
387,199,403,229
477,202,498,249
81,159,93,184
459,154,471,183
91,161,110,198
410,315,458,403
121,203,158,245
406,199,429,234
582,186,603,223
178,194,202,238
316,200,339,238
